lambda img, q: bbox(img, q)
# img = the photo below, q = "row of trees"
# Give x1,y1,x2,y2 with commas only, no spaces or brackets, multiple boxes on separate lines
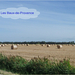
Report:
0,41,74,44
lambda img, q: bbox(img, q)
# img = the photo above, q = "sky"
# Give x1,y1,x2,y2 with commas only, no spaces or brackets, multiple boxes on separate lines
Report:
0,0,75,42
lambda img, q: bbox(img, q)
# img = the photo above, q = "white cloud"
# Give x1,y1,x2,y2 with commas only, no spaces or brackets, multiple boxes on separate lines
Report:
0,7,40,19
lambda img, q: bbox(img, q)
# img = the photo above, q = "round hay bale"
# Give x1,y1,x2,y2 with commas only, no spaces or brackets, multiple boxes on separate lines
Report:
26,44,29,46
0,45,1,48
41,44,44,46
47,44,50,47
16,44,19,46
57,45,62,49
11,44,17,50
1,44,4,47
72,44,75,46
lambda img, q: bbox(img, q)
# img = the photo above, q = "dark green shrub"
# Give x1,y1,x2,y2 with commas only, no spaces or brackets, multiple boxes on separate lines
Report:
0,53,75,74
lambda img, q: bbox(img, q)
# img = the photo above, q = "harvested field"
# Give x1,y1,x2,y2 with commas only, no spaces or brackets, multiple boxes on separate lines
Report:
0,44,75,66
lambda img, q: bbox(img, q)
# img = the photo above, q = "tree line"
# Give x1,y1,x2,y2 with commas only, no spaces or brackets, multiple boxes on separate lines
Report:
0,41,74,44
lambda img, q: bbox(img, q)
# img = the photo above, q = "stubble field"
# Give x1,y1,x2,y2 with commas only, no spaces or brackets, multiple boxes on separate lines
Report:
0,44,75,66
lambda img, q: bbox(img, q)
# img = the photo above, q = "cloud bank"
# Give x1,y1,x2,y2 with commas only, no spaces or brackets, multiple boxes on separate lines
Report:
0,7,40,19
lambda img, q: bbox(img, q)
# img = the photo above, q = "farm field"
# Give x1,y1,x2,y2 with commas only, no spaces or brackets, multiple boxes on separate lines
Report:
0,44,75,66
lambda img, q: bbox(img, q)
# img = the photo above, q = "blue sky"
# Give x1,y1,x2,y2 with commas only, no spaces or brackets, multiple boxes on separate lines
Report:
0,1,75,42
